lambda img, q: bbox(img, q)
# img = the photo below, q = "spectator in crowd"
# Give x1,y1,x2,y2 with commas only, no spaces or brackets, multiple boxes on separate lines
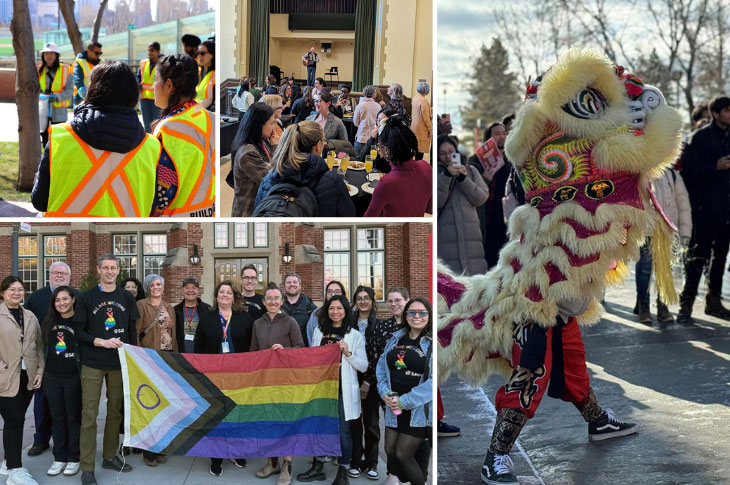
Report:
364,114,432,217
77,254,139,485
174,277,211,353
377,298,432,485
306,280,347,346
122,278,145,302
305,295,367,485
0,276,44,485
196,40,215,112
235,80,255,120
691,103,711,131
359,107,397,174
137,42,162,133
353,85,381,159
261,94,285,148
73,41,103,106
385,83,406,116
279,84,294,115
677,96,730,324
313,78,325,97
32,61,160,217
250,285,305,484
265,75,280,95
181,34,200,61
152,53,215,218
240,265,265,322
254,121,355,217
307,92,349,142
411,82,432,160
334,85,353,117
289,77,302,102
41,286,82,478
231,103,275,217
193,281,253,476
280,273,317,342
38,42,73,148
292,86,315,124
437,135,489,275
249,77,262,102
373,87,386,108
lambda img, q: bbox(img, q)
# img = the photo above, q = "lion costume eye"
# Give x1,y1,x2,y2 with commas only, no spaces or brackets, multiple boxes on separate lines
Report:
561,88,607,119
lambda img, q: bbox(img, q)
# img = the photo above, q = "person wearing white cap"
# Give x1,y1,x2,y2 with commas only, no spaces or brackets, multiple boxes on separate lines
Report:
38,42,73,149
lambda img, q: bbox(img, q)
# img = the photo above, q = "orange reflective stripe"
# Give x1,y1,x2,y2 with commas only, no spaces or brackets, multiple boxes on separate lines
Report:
105,185,126,216
165,199,215,215
80,143,146,215
119,170,141,217
160,125,204,153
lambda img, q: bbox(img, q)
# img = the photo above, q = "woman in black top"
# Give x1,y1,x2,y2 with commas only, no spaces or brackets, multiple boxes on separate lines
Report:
291,86,315,124
193,281,253,476
122,278,145,302
41,286,82,477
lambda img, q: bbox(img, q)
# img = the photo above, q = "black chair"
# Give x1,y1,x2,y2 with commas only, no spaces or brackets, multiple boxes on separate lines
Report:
324,66,339,88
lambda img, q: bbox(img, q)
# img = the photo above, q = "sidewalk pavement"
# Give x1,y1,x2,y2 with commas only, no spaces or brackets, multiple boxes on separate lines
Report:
0,200,38,217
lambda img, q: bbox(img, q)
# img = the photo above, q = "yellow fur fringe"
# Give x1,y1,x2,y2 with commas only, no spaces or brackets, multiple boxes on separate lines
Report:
651,220,678,304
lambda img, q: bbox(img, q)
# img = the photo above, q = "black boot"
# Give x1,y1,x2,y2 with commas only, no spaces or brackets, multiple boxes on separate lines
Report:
331,465,349,485
296,458,326,482
676,294,694,324
656,300,674,323
637,301,652,324
705,293,730,319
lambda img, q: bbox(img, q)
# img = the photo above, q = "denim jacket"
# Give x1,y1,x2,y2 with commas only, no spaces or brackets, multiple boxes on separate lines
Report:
376,328,432,428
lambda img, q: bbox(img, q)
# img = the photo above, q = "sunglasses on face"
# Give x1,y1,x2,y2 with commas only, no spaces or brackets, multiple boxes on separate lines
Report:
93,51,102,56
407,310,429,318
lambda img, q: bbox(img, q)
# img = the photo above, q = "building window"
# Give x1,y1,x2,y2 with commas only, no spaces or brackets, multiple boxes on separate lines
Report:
254,222,268,247
43,235,67,286
18,236,39,293
142,234,167,277
324,229,351,295
234,223,248,248
113,235,138,279
214,223,229,248
357,228,385,300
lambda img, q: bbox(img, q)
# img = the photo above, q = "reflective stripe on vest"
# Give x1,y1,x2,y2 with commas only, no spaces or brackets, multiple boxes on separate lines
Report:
47,123,160,217
153,103,215,216
39,63,71,108
73,58,102,97
195,70,215,104
139,59,155,100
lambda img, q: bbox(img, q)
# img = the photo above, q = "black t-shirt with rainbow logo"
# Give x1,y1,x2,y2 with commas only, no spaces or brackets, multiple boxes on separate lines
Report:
386,335,426,396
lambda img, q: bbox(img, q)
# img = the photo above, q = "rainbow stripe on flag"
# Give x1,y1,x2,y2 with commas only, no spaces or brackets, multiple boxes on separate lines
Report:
119,344,342,458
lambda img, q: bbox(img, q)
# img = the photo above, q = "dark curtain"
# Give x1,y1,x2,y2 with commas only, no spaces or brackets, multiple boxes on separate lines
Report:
352,0,376,92
249,0,270,85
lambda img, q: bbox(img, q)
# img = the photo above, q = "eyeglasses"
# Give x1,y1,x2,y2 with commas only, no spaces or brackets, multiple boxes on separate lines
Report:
264,296,282,302
100,266,118,271
50,271,69,276
326,289,342,296
241,276,257,281
407,310,429,318
387,298,404,305
356,297,371,302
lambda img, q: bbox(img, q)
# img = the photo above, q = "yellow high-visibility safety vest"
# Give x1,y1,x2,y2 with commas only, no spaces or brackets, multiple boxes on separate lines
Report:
73,57,102,97
46,123,160,217
195,69,215,105
153,102,215,217
139,59,156,100
39,63,71,108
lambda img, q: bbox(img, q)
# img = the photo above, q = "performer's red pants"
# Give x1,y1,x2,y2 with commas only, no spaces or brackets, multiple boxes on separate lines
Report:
494,317,591,419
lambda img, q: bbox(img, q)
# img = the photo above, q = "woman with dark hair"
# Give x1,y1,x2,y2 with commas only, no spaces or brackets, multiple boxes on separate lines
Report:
122,278,146,302
279,84,293,115
376,297,432,485
195,40,215,111
41,286,82,478
0,276,44,485
364,114,432,216
302,295,366,485
306,91,348,141
193,281,253,477
32,60,161,217
152,53,215,217
231,103,275,216
291,86,315,124
253,120,355,217
235,80,255,120
38,42,73,148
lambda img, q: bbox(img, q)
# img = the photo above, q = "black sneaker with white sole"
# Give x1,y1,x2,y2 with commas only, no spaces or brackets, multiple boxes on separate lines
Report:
481,450,518,485
588,408,638,442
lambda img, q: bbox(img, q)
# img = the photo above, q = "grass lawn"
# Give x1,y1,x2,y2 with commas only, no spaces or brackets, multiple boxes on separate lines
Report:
0,38,45,57
0,142,32,202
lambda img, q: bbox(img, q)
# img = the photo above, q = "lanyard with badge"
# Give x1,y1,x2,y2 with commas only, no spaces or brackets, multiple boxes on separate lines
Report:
219,311,231,353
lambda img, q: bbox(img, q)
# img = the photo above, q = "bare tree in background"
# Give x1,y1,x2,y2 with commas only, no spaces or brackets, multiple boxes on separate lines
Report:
11,0,40,191
91,0,110,43
57,0,83,54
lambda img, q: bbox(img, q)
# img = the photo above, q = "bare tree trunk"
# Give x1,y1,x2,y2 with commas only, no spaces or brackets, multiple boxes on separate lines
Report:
11,0,40,192
57,0,83,54
91,0,109,44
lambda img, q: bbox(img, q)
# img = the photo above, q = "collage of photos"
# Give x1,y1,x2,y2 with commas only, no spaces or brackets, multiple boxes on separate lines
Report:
0,0,729,484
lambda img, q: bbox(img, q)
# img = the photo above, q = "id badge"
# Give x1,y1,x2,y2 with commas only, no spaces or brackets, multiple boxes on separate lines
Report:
221,341,230,354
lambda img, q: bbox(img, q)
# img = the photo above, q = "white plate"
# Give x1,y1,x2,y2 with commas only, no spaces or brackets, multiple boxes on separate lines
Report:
361,182,376,194
344,161,366,171
347,184,359,196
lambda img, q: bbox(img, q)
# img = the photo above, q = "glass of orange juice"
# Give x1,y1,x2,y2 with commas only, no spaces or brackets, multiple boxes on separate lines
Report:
340,156,350,176
364,155,373,176
370,148,377,161
326,152,335,170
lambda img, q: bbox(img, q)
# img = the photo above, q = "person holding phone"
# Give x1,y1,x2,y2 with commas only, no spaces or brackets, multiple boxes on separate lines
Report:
437,135,489,275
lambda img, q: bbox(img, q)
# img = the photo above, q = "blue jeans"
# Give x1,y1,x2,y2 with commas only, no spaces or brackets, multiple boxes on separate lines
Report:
140,98,161,134
354,142,366,160
635,240,652,305
307,66,316,86
338,392,352,467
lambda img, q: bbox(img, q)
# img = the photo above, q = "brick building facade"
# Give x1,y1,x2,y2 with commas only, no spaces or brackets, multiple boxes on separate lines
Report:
0,222,431,314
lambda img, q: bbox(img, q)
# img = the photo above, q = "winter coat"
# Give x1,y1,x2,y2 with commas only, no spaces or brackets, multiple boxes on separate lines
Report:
232,142,271,217
38,62,74,125
135,298,178,352
652,168,692,239
254,153,356,217
306,112,348,141
0,303,44,397
410,93,432,153
438,163,489,275
32,104,152,212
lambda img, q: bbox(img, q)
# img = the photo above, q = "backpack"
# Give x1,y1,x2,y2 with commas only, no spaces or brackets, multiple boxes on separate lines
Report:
253,182,319,217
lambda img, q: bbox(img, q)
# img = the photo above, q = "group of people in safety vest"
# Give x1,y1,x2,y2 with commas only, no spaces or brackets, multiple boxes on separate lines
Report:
32,34,216,218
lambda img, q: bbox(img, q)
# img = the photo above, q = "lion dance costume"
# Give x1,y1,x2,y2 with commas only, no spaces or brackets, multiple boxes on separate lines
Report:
437,49,683,484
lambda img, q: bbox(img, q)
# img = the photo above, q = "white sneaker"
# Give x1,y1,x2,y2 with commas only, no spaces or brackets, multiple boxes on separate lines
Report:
64,462,80,476
0,460,8,475
47,461,66,476
366,468,379,480
7,467,39,485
